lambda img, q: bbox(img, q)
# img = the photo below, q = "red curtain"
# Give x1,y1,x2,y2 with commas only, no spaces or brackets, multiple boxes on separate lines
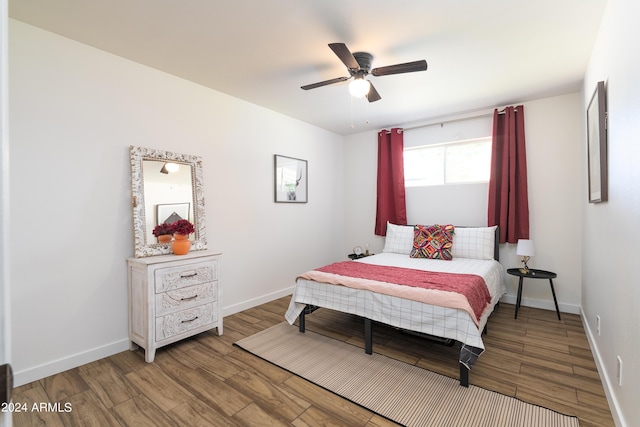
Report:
487,106,529,244
375,128,407,236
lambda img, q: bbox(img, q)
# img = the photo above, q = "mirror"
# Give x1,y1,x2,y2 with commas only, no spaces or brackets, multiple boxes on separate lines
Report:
130,146,207,257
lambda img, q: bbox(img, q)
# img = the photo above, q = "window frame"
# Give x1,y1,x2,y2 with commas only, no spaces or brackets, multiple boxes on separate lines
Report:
404,137,492,188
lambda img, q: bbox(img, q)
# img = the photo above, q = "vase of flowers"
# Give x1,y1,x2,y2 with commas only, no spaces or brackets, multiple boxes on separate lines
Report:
152,223,174,244
171,219,195,255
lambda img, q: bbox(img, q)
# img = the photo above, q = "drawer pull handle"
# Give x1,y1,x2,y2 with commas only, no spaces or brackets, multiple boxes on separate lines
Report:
180,270,198,278
180,294,198,302
181,316,199,324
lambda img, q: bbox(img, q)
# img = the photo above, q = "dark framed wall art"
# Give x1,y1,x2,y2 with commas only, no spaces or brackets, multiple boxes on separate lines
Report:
274,154,307,203
157,202,191,225
587,80,608,203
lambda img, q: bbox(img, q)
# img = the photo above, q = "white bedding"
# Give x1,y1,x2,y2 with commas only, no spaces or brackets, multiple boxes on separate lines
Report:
285,253,506,352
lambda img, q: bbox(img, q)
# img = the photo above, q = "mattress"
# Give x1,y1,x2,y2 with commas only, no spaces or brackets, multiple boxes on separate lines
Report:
285,253,506,353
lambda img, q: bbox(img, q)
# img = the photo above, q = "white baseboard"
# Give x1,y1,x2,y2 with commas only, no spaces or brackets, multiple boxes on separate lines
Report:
223,286,295,317
499,297,623,425
499,294,581,315
580,308,625,427
26,289,591,391
13,289,626,427
13,288,297,387
13,339,130,387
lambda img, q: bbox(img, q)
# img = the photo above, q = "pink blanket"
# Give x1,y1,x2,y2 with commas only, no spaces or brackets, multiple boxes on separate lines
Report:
297,261,491,325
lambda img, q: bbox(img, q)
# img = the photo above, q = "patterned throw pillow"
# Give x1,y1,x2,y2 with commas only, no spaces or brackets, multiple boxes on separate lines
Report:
410,224,455,260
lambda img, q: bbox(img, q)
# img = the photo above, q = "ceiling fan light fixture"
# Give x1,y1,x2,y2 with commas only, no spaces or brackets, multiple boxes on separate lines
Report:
302,43,427,104
160,162,179,174
349,78,371,98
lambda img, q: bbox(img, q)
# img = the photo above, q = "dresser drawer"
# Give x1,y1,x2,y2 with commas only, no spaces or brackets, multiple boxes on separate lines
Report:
155,282,217,316
154,260,218,293
128,252,222,363
155,302,216,342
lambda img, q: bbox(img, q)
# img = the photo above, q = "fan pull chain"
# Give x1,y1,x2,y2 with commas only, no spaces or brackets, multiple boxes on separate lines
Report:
350,93,355,128
349,96,370,129
365,97,370,124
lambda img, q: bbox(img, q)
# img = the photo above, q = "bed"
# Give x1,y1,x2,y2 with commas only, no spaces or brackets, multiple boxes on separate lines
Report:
284,223,506,387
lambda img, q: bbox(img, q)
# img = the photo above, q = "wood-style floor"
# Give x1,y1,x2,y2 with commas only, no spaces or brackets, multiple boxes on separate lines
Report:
12,297,614,427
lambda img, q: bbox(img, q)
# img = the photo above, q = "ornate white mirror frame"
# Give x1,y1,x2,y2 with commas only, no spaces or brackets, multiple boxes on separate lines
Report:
129,146,207,258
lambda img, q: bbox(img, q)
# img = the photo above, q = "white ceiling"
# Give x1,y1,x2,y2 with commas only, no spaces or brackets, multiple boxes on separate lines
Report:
9,0,608,135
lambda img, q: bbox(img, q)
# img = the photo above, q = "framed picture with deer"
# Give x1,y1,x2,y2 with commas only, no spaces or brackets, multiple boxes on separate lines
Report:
274,154,307,203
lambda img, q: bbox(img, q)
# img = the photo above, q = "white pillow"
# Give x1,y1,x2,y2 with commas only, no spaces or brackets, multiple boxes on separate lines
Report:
382,222,415,255
452,226,497,260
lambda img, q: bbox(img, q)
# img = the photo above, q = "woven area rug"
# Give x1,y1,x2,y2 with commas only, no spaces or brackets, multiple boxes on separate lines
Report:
235,322,579,427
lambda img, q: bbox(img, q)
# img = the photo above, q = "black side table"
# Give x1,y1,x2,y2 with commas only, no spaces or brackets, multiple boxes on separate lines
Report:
348,253,373,260
507,268,561,320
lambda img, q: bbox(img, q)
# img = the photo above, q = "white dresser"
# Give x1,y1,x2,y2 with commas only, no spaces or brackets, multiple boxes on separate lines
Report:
127,251,222,362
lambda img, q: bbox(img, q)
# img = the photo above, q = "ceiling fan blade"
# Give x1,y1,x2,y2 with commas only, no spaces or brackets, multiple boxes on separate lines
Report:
301,76,350,90
366,82,382,102
371,60,428,77
328,43,360,70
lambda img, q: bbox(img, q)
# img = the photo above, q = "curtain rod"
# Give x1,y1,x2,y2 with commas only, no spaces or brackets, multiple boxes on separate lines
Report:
497,107,520,115
385,111,492,134
384,106,519,133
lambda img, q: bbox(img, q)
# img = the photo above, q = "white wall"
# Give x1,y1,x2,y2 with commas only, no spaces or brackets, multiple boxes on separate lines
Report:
524,94,583,311
9,20,344,386
582,0,640,425
343,92,584,313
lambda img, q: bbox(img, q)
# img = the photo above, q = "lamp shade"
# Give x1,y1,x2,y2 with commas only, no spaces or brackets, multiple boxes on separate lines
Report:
349,78,371,97
516,239,535,257
160,162,179,174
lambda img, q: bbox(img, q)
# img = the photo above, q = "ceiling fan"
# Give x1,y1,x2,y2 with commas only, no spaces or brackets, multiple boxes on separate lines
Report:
301,43,428,102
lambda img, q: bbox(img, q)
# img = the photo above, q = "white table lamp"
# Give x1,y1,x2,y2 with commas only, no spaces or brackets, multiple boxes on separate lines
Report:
516,239,535,274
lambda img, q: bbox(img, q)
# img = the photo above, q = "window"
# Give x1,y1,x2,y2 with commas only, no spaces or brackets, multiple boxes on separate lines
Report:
404,137,492,187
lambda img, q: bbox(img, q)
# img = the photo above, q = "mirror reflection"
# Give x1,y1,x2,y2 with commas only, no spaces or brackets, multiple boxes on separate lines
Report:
142,160,195,243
